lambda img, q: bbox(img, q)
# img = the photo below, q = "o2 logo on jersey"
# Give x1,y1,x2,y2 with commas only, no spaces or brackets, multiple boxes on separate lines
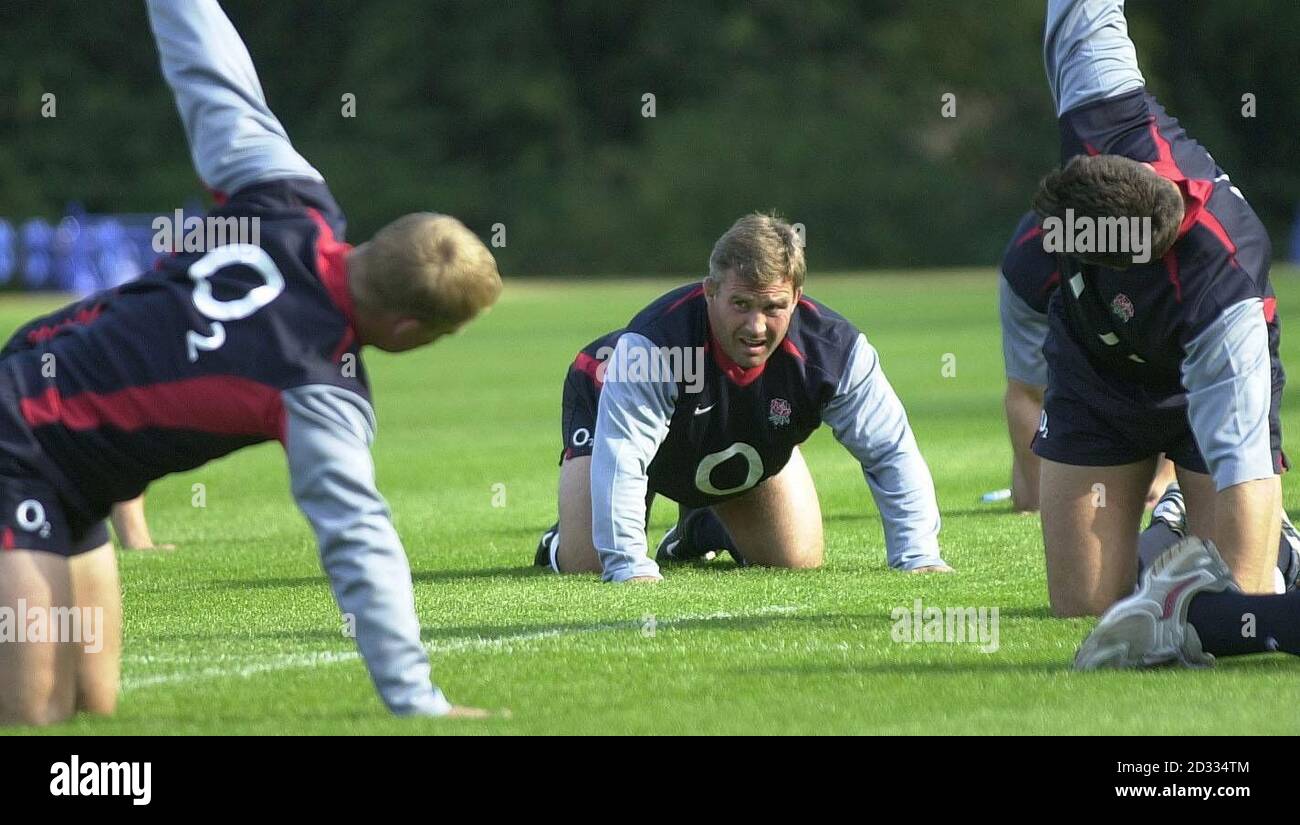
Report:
184,244,286,362
571,428,591,448
15,499,52,539
1038,410,1049,440
695,442,764,496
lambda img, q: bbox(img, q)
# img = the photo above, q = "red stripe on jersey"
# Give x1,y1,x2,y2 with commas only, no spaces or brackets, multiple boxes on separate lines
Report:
1146,118,1212,238
20,377,285,442
330,327,356,363
665,286,705,315
1163,252,1183,303
797,298,820,315
707,334,766,388
1145,118,1247,269
25,304,104,345
1041,270,1061,298
1083,141,1100,156
1264,297,1277,324
1,528,13,550
306,209,359,335
1196,208,1238,257
780,337,805,361
574,351,605,388
1015,225,1044,247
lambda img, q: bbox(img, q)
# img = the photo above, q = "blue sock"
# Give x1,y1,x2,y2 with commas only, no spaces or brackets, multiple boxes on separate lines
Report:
682,508,742,562
1186,588,1300,657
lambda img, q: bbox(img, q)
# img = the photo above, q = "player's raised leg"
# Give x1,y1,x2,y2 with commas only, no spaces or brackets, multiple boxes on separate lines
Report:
0,551,78,726
1040,457,1154,617
711,446,824,569
69,543,122,716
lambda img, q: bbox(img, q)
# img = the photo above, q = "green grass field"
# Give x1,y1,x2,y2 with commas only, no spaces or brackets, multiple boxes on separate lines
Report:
6,267,1300,735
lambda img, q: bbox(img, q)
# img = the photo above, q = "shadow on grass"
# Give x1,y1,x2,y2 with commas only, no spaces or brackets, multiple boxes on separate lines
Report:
747,661,1072,676
822,506,1029,525
745,655,1297,677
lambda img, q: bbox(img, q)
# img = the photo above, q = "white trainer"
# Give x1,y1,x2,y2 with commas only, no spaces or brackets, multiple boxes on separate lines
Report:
1075,536,1236,670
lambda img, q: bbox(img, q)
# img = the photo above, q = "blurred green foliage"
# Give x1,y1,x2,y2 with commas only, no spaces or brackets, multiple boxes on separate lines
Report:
1,0,1295,274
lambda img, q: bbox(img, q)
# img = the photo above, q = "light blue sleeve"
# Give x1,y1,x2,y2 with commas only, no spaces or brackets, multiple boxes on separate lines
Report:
589,333,677,582
999,277,1050,387
283,384,451,717
146,0,323,193
1181,299,1276,491
821,334,945,570
1044,0,1145,116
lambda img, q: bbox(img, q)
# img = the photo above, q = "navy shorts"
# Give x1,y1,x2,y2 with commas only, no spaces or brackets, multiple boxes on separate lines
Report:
0,462,109,557
559,336,617,464
1031,377,1286,475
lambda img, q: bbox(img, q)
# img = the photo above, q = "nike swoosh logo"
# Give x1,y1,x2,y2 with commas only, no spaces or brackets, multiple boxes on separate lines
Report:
694,404,715,416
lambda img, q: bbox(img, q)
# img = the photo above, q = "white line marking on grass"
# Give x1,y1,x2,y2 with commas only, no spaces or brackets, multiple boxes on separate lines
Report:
121,604,802,692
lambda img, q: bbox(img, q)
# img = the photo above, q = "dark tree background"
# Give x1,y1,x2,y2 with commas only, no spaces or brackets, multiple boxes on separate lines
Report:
1,0,1296,275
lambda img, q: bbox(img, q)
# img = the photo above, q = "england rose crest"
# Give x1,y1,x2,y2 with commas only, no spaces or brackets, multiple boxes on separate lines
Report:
769,397,792,427
1111,293,1135,323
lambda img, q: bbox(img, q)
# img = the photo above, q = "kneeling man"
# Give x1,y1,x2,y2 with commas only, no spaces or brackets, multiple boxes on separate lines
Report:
536,213,948,582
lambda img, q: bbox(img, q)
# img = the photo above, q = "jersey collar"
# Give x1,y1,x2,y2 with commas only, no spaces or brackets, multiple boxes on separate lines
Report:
306,208,359,335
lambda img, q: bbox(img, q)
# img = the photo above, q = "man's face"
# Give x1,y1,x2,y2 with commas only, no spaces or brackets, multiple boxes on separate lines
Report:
704,271,800,368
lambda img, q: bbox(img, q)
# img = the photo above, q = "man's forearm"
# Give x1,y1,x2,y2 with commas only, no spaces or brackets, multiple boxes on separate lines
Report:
588,333,675,582
1214,477,1282,594
110,496,156,550
283,386,449,716
589,440,662,582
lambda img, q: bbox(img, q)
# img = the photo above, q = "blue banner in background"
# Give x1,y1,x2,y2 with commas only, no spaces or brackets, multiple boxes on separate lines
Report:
0,203,202,295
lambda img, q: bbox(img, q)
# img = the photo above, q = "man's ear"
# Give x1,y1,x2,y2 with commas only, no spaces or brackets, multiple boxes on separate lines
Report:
393,317,425,338
793,286,803,304
703,277,718,299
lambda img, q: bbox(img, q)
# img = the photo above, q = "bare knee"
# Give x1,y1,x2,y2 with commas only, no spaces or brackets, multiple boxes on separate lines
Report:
78,686,119,717
555,538,603,574
1049,592,1112,618
788,540,824,569
0,693,75,727
755,537,824,570
785,555,823,571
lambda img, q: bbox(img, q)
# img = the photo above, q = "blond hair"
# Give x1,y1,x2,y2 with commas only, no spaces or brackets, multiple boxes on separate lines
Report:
706,212,806,291
353,212,501,328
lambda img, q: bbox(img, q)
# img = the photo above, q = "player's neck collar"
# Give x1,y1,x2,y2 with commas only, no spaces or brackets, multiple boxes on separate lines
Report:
706,328,768,388
306,208,360,335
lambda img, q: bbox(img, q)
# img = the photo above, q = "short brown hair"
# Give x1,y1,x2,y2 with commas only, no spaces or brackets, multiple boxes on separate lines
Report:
706,212,806,291
1032,154,1184,268
354,212,501,329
